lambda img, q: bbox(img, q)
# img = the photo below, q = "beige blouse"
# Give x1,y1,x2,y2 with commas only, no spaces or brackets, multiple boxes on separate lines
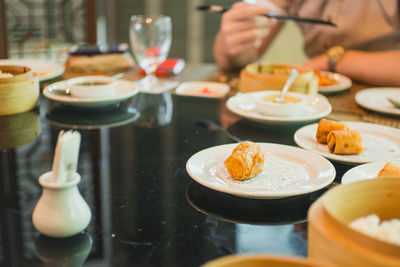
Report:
269,0,400,57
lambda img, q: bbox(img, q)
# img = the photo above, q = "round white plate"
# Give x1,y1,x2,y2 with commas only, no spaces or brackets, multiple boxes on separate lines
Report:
341,160,400,185
186,143,336,199
175,81,230,98
43,79,139,108
0,58,65,81
318,71,352,93
294,121,400,164
355,88,400,116
226,92,332,125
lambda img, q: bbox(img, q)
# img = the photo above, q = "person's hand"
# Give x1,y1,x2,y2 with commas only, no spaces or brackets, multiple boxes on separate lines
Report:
219,2,273,58
302,54,329,71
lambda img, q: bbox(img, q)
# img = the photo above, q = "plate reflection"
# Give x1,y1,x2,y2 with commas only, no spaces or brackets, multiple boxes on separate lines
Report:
131,92,173,128
45,104,139,130
186,181,325,225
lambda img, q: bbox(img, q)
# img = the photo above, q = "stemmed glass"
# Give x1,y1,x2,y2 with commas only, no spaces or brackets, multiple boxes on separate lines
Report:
130,14,177,93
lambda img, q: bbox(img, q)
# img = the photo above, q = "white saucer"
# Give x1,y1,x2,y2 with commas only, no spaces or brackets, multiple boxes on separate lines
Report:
44,79,139,108
226,92,332,125
318,71,352,93
175,81,230,98
355,88,400,116
0,58,65,81
186,143,335,199
294,121,400,164
341,160,400,185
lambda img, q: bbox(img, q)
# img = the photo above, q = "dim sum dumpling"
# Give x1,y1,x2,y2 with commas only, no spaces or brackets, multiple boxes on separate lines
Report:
224,141,264,180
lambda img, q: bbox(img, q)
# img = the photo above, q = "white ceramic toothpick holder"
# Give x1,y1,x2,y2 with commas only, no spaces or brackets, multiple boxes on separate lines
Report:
32,171,91,238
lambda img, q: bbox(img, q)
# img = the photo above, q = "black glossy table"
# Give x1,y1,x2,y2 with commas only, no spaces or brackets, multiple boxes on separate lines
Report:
0,65,398,266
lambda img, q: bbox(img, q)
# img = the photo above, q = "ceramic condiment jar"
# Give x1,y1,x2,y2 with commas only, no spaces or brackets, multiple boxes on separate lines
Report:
32,171,91,238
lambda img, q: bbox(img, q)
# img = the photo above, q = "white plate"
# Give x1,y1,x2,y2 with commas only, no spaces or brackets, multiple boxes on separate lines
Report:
341,160,400,184
43,79,139,108
355,88,400,116
186,143,336,199
0,58,65,81
226,92,332,125
175,81,230,98
294,121,400,164
318,71,352,93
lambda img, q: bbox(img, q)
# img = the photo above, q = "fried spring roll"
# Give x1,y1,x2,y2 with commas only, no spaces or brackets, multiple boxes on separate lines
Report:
224,141,264,180
327,129,363,155
316,118,348,144
378,162,400,178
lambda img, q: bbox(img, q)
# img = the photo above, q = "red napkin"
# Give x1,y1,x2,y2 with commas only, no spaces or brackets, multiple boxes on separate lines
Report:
138,58,185,76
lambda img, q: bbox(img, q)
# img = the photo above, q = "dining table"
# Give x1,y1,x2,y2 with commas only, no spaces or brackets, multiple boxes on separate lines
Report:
0,63,399,266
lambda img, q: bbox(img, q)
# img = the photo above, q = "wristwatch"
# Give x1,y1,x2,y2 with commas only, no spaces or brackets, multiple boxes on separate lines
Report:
326,46,345,72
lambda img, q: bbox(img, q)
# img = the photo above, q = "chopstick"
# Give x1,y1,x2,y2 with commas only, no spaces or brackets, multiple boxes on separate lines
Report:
197,5,336,27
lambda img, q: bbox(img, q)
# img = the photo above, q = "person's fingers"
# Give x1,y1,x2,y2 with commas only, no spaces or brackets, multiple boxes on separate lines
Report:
223,29,266,56
230,2,270,20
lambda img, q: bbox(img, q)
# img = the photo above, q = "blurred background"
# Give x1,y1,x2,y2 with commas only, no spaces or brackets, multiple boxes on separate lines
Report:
0,0,306,66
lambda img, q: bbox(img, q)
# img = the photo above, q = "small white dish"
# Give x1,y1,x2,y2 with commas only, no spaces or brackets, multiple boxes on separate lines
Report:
252,91,307,117
0,58,65,81
341,160,400,185
186,143,335,199
44,79,139,108
318,71,352,93
175,81,230,98
67,75,116,98
294,121,400,164
355,88,400,116
226,91,331,125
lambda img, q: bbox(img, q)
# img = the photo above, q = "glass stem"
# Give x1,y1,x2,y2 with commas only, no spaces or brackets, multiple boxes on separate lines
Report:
141,73,159,91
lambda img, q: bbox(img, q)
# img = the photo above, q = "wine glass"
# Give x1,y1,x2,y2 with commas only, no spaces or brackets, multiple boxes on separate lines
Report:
130,14,178,93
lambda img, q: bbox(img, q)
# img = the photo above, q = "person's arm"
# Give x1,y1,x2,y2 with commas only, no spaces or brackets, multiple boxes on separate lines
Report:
303,50,400,86
213,2,283,70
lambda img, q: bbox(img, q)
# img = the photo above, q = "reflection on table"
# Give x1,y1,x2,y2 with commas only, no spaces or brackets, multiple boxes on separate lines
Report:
0,64,399,266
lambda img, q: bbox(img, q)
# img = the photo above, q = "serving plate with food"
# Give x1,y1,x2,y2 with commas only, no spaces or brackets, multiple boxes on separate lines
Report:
294,119,400,164
186,141,335,199
341,160,400,184
0,58,65,81
226,91,331,125
316,71,352,93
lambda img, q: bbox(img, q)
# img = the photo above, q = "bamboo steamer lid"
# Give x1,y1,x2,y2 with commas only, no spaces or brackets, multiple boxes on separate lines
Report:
308,178,400,267
0,65,39,116
0,110,41,150
202,254,325,267
239,63,319,95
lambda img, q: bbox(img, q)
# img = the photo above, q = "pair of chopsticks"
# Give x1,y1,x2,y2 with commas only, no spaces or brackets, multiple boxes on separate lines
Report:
197,5,336,27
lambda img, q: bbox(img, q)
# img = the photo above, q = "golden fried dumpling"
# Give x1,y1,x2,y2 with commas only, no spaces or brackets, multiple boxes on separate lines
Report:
378,162,400,178
327,129,363,155
316,118,348,144
224,141,264,180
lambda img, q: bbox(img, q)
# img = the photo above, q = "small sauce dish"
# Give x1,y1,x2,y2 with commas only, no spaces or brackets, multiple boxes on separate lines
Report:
67,76,116,98
252,91,307,116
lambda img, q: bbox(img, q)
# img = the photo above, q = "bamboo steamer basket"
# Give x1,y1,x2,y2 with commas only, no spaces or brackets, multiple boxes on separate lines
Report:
308,178,400,267
239,63,319,95
0,65,39,116
0,109,41,150
202,254,325,267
